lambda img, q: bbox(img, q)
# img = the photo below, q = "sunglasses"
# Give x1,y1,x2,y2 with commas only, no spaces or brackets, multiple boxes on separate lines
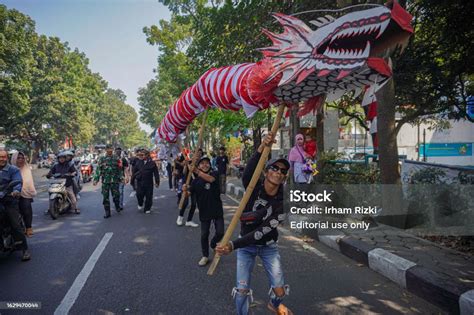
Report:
268,165,288,175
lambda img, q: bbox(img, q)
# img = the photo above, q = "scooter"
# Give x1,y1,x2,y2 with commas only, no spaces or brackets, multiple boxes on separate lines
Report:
48,173,73,220
0,180,25,253
80,160,93,183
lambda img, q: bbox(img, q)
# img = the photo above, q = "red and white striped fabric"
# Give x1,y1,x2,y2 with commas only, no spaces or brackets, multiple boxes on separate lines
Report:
362,84,378,150
158,63,274,142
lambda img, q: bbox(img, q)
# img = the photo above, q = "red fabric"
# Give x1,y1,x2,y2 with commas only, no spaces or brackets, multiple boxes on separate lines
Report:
367,102,377,121
304,140,317,158
389,0,414,33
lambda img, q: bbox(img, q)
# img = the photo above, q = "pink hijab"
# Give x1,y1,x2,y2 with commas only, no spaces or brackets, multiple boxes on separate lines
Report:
288,134,308,163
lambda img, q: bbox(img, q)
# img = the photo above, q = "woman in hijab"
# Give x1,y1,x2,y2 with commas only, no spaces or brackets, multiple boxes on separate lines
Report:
288,134,311,183
11,151,37,237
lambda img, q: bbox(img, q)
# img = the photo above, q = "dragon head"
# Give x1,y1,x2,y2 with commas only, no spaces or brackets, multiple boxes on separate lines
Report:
257,1,413,104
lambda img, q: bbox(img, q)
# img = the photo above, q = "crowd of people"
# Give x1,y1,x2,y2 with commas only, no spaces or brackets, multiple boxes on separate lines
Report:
0,132,294,314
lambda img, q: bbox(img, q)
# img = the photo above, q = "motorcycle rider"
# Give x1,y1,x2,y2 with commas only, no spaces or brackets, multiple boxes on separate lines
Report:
0,149,31,261
65,150,81,199
47,152,80,214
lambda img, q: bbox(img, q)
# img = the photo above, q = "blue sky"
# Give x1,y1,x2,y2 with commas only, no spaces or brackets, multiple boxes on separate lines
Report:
1,0,171,132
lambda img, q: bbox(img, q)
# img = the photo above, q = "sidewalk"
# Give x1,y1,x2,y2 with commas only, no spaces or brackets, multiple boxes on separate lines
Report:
226,176,474,315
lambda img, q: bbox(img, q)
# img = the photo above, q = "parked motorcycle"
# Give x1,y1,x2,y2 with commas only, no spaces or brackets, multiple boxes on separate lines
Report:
48,173,73,220
80,160,93,183
0,180,25,253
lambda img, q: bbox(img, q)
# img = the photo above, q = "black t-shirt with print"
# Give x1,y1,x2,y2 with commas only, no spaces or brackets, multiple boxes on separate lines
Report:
189,171,223,221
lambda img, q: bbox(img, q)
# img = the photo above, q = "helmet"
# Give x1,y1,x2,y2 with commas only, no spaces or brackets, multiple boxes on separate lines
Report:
57,151,68,158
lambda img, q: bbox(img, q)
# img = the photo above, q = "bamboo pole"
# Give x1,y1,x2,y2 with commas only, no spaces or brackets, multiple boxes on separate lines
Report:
207,103,286,275
178,109,209,210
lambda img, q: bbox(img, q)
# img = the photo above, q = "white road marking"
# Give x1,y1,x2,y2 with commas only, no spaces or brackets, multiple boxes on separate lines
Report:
54,232,113,315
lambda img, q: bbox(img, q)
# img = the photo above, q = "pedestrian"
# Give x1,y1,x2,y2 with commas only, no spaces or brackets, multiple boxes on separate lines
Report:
0,149,31,261
210,152,217,171
174,153,186,198
288,133,311,183
93,144,123,218
183,156,224,266
131,149,160,214
47,151,80,214
216,132,292,315
176,149,202,227
115,147,129,209
166,154,173,190
216,146,229,193
11,151,37,237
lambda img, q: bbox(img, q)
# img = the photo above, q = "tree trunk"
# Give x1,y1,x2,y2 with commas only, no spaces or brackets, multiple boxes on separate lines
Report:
376,78,400,184
316,107,325,159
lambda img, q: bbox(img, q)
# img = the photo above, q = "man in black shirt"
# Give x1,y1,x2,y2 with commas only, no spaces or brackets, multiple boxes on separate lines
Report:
131,149,160,214
183,156,224,267
215,147,229,193
216,132,292,315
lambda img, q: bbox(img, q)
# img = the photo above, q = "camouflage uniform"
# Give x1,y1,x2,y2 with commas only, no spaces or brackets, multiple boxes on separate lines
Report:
94,155,123,216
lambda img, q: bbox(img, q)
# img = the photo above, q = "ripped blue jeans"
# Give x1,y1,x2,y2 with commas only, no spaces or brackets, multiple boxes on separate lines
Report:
233,243,288,315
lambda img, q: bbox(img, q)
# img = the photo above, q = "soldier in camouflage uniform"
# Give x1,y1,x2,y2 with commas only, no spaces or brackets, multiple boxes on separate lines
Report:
93,144,123,218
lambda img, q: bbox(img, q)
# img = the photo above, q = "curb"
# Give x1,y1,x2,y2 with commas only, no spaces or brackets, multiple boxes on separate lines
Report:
225,188,473,315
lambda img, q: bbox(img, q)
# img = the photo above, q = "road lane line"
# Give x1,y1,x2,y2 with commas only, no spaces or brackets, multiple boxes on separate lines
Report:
54,232,113,315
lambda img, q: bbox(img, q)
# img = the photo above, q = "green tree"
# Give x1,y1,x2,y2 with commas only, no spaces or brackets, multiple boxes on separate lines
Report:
0,5,36,132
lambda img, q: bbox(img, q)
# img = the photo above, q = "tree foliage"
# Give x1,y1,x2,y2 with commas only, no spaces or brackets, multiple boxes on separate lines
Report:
0,4,147,155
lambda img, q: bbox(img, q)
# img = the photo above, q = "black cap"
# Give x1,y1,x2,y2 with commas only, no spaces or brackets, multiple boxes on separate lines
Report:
105,144,113,149
265,158,290,171
197,156,211,165
115,147,122,151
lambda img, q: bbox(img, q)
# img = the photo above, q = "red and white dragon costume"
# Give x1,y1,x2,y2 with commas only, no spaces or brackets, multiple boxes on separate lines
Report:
157,1,413,144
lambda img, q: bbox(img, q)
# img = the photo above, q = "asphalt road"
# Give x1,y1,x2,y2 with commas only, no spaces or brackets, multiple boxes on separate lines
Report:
0,178,445,315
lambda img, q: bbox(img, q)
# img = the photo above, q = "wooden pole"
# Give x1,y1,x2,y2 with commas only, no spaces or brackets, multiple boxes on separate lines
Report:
178,109,209,210
207,103,285,276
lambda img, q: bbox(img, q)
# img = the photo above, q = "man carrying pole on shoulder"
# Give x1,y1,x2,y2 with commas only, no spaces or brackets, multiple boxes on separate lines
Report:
216,132,293,315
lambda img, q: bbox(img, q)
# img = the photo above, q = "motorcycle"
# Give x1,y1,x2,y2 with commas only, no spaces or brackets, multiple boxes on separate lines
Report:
48,173,73,220
0,180,25,253
80,160,93,183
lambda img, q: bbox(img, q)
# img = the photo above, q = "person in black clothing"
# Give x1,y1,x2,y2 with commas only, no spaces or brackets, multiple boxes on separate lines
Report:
177,149,202,228
183,156,224,267
166,154,173,190
131,149,160,214
216,132,292,315
174,153,186,202
216,147,229,193
47,152,79,214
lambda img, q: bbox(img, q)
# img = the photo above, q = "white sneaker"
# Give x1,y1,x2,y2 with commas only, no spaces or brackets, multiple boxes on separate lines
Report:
198,257,209,266
176,216,184,226
185,221,199,228
138,205,143,211
145,210,151,214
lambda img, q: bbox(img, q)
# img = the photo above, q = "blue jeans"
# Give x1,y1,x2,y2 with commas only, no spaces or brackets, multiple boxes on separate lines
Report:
118,183,125,208
233,243,288,315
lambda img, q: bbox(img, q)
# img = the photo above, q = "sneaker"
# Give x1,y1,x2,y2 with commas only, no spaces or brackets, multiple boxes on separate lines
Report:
138,205,143,211
176,216,184,226
145,210,151,214
75,208,81,214
267,303,293,315
198,256,209,266
21,250,31,262
185,221,199,228
117,207,123,212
